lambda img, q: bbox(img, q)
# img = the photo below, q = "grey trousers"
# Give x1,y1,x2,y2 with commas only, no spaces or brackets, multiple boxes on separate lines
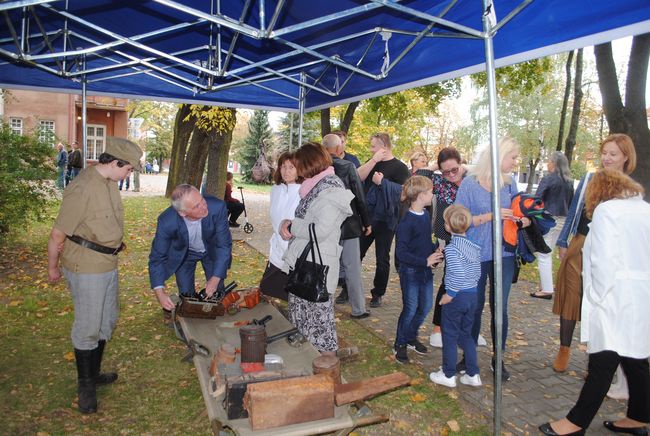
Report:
63,267,119,350
340,238,367,316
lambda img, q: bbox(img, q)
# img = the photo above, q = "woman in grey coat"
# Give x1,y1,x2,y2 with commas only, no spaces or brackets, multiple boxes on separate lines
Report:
280,142,353,355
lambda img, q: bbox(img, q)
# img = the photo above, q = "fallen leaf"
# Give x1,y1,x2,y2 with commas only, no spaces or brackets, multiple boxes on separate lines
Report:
64,352,75,361
410,393,426,402
447,420,460,432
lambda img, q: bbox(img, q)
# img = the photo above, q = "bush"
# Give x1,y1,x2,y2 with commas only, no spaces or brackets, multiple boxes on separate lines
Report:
0,124,56,239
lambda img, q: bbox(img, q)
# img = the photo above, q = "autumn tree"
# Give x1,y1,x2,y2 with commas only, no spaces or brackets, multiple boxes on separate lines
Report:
165,105,237,198
594,33,650,192
237,110,273,183
278,111,320,151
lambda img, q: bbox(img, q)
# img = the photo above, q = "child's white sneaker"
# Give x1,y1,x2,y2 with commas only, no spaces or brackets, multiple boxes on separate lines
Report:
429,369,456,387
460,373,482,387
477,334,487,347
429,332,442,348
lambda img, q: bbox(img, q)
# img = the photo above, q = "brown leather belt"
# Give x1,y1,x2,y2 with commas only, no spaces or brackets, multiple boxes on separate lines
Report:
67,235,124,255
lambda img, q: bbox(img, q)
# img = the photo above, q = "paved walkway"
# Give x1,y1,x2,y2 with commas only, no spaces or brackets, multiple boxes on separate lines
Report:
135,176,628,435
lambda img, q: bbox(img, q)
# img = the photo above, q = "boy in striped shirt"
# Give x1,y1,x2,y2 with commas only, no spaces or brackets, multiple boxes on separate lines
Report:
429,205,482,388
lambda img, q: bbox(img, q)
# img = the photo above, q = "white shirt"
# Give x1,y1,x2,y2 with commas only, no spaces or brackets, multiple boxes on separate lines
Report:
268,183,301,268
581,196,650,358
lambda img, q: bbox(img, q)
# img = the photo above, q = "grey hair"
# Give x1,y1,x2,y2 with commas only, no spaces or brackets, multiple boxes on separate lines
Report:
549,151,572,183
170,184,198,211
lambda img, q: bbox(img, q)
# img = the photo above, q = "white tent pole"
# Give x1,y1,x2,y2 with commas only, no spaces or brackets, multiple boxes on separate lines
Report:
81,54,88,169
297,71,306,146
482,2,503,434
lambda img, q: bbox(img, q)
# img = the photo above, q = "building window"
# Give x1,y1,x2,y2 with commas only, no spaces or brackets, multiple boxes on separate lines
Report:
10,117,23,135
86,124,106,160
39,120,56,145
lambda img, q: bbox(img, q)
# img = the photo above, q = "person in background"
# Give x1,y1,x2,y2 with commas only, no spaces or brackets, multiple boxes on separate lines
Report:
332,130,361,168
539,169,649,436
415,147,487,349
409,151,428,175
55,142,68,190
279,142,352,355
530,152,574,300
47,137,142,414
429,205,482,388
323,134,372,319
258,152,301,301
132,160,141,192
67,141,83,182
118,174,130,191
358,132,410,308
551,134,637,373
393,176,443,364
454,138,530,382
224,172,245,228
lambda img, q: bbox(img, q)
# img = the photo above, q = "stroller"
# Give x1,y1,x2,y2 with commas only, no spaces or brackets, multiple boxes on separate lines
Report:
237,187,254,234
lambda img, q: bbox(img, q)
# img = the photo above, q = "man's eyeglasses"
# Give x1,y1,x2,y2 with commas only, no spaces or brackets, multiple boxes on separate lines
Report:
441,167,460,176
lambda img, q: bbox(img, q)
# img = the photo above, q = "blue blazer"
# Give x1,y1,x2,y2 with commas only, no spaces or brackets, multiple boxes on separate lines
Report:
148,195,232,289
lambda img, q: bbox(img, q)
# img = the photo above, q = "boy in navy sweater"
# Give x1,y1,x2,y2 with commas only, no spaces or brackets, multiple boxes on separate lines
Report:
393,176,444,364
430,204,482,387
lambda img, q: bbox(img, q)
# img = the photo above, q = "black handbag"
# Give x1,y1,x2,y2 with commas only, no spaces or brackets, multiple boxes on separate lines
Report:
285,223,330,302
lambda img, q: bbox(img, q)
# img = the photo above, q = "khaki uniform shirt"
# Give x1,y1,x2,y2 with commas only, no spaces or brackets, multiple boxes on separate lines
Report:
54,166,124,273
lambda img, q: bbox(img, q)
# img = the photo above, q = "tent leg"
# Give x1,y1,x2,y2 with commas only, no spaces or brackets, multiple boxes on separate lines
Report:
297,71,306,146
81,54,88,169
482,4,503,435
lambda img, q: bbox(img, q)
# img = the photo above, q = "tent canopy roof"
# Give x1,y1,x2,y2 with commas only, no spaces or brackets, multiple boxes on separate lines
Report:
1,0,648,112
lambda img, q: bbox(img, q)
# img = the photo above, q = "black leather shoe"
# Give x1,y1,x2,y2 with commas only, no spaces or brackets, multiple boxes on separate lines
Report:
538,423,585,435
603,421,649,435
350,311,370,319
369,296,382,308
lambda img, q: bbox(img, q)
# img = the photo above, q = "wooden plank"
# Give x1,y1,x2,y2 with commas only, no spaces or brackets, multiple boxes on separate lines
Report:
334,372,410,406
244,374,334,430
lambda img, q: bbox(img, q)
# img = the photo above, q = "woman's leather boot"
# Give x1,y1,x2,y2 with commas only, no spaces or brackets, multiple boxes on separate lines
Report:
552,346,571,372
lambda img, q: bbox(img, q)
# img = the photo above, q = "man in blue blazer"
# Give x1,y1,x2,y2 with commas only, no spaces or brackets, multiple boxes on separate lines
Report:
149,184,232,310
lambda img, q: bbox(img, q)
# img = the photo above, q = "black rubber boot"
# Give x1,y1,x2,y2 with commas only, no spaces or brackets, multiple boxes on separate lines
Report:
94,340,118,386
74,348,97,414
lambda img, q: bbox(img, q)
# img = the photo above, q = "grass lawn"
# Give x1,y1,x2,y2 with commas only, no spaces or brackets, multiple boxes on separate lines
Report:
0,196,488,435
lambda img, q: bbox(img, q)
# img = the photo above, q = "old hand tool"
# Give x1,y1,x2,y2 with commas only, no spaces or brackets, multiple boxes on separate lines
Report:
266,327,299,344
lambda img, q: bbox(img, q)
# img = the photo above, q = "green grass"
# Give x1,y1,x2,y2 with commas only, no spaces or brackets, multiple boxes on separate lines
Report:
0,196,488,435
232,174,272,194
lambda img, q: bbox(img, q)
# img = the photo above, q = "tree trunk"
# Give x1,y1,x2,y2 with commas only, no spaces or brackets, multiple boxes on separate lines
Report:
557,50,574,151
340,101,360,133
205,108,236,199
320,108,331,137
526,156,540,193
165,104,194,197
564,49,583,164
595,33,650,192
183,127,210,189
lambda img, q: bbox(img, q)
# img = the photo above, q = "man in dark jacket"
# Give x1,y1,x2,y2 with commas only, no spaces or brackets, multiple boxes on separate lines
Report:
149,184,232,311
323,134,371,318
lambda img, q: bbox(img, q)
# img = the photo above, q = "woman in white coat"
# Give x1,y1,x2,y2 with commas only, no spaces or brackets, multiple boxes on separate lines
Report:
258,152,301,301
540,169,650,436
280,142,353,355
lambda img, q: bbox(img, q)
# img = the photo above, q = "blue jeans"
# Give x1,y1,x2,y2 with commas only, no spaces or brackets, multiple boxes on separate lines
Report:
395,266,433,346
442,291,478,377
175,250,224,297
471,257,516,352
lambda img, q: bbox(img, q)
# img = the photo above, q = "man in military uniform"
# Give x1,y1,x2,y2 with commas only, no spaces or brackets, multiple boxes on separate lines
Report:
47,137,142,414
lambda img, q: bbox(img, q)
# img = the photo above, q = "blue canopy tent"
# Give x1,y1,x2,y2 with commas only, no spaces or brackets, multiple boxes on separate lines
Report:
1,1,648,432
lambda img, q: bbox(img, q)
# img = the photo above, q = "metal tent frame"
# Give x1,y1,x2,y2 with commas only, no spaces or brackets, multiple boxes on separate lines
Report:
1,1,648,433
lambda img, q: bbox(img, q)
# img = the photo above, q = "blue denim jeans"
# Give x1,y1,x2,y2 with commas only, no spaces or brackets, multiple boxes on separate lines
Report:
442,291,478,377
471,256,516,352
395,266,433,346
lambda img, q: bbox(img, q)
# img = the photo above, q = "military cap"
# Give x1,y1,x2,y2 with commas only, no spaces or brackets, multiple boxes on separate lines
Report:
105,137,143,171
